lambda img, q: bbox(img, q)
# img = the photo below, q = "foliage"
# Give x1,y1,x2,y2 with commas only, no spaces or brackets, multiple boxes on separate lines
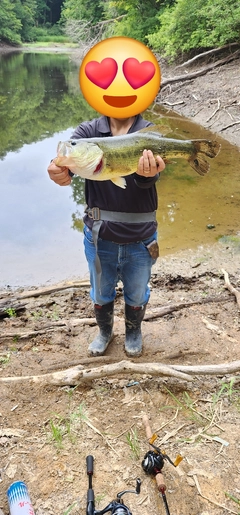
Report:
13,0,37,42
101,0,163,42
60,0,104,24
0,0,22,44
1,0,239,53
147,0,240,59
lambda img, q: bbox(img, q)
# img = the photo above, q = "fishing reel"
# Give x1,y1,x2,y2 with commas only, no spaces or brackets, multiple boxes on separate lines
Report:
86,456,141,515
142,441,179,476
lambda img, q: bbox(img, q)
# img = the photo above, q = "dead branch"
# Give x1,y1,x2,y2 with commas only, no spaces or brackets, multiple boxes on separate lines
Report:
1,359,240,386
14,280,90,300
161,100,185,106
171,360,240,375
206,98,221,122
221,269,240,308
220,120,240,131
144,294,231,320
0,360,191,385
175,43,240,69
160,50,240,89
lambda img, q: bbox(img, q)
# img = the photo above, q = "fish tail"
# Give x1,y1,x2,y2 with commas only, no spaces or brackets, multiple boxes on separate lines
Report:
188,153,210,176
195,140,221,158
188,140,221,175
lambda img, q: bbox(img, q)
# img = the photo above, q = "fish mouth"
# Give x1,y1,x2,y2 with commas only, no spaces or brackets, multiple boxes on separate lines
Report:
103,95,137,107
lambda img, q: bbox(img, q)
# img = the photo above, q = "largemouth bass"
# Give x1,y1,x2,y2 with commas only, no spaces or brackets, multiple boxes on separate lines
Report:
54,125,221,189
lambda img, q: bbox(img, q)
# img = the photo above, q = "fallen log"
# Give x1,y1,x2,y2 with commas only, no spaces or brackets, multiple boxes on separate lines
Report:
0,359,240,386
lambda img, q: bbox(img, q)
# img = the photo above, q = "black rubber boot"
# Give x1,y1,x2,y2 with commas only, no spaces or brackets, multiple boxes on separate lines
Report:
124,304,146,357
88,301,114,356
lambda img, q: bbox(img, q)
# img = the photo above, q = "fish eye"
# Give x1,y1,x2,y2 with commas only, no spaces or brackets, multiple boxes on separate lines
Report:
71,141,77,146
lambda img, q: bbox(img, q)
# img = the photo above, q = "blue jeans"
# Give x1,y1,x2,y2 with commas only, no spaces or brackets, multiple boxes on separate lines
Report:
83,225,158,306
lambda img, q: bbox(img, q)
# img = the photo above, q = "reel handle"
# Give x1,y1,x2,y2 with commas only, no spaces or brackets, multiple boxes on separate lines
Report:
142,414,166,492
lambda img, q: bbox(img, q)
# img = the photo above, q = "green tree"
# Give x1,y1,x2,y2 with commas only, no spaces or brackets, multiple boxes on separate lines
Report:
0,0,22,44
60,0,104,24
13,0,37,41
147,0,240,59
102,0,166,42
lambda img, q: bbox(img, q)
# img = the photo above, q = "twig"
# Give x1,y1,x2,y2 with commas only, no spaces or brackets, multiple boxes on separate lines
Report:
221,269,240,307
193,474,238,514
220,120,240,131
206,98,221,122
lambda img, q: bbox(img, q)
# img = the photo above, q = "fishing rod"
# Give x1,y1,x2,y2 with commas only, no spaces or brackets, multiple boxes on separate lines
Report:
142,414,183,515
86,455,141,515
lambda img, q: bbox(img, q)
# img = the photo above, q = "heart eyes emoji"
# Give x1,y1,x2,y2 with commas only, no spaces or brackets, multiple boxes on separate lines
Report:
85,57,156,89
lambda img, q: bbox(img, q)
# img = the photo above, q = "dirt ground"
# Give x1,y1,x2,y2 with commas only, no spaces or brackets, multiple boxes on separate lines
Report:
1,43,240,515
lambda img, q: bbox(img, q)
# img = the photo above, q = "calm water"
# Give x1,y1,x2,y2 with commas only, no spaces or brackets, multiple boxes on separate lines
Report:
0,51,239,288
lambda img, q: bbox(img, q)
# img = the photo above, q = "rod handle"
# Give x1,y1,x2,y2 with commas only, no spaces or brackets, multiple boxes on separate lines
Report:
86,455,94,475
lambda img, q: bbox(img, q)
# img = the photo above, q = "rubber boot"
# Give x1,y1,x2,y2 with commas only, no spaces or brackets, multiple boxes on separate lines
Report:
124,304,146,357
88,301,114,356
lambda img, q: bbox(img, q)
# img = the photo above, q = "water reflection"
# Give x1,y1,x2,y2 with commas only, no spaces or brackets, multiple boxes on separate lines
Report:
0,52,239,288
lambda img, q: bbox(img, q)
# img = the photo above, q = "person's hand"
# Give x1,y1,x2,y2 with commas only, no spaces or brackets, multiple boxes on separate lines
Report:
47,160,72,186
136,149,165,177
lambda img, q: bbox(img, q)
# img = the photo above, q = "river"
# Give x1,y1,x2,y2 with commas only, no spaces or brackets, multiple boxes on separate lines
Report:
0,51,239,289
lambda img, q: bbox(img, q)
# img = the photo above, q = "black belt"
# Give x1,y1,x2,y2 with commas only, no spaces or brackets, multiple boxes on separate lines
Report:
85,207,157,288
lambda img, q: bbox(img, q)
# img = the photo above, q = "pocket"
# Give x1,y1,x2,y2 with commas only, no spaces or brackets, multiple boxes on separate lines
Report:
142,233,159,259
84,225,94,244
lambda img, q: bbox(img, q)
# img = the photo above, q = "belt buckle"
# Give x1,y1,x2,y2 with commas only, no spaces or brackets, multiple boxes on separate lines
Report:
88,207,100,221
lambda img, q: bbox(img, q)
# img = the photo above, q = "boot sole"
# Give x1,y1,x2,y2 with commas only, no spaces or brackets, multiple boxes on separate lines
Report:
125,348,142,358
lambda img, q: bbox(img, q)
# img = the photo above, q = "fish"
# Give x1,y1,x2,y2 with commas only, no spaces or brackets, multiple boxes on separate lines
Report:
54,125,221,189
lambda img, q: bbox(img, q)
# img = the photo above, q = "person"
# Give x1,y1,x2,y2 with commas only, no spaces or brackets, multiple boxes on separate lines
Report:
47,114,165,357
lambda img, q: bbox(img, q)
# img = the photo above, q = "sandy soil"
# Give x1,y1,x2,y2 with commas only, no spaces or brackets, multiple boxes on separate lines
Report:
0,43,240,515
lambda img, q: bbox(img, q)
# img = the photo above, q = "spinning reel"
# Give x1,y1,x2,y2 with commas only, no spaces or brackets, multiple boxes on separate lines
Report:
86,455,141,515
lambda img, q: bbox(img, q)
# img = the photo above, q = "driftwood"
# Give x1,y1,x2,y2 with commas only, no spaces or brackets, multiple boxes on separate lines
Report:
0,359,240,386
221,269,240,308
0,301,27,317
0,360,191,385
160,50,240,89
144,294,231,320
0,279,90,302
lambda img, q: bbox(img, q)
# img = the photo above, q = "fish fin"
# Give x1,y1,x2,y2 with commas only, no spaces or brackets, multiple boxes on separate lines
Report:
111,177,127,189
188,153,210,176
137,124,166,136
